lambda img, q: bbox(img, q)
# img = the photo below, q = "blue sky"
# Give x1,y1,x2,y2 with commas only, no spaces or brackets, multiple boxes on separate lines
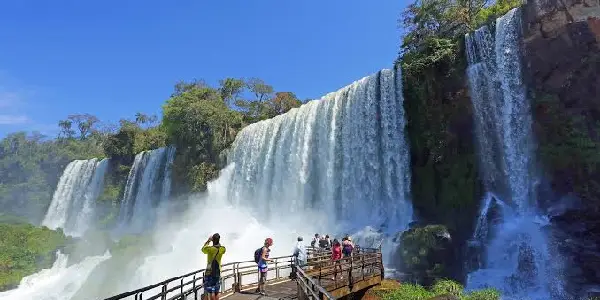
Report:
0,0,406,137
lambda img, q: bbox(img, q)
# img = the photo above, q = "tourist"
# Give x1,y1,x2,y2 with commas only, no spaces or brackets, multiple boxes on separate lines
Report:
342,236,354,258
201,233,226,300
311,233,319,248
293,236,307,268
325,235,332,249
255,237,273,296
331,239,343,280
319,235,329,249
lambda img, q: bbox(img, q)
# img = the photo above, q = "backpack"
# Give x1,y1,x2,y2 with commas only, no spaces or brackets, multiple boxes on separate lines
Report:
254,247,263,264
208,246,222,278
319,239,328,248
342,244,353,255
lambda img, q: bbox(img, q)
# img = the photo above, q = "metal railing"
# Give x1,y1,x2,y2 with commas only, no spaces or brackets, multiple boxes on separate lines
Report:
296,265,335,300
102,246,382,300
297,246,383,299
103,254,295,300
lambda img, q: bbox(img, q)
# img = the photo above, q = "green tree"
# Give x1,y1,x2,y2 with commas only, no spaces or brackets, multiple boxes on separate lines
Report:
219,78,246,106
134,112,149,125
246,78,273,102
172,79,209,97
67,114,99,140
270,92,302,115
162,84,243,193
58,120,75,140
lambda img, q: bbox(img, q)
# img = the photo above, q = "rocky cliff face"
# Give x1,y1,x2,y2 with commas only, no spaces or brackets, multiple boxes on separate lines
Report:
521,0,600,295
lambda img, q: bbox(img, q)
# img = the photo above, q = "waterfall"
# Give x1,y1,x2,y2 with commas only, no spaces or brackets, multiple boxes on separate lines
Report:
228,67,412,236
465,8,566,299
42,158,109,237
0,251,110,300
117,146,176,233
120,68,412,292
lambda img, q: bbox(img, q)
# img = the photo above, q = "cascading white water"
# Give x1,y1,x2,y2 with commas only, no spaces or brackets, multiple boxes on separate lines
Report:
21,70,410,299
228,68,412,233
85,69,413,296
0,251,110,300
117,146,176,233
42,158,109,237
465,8,566,299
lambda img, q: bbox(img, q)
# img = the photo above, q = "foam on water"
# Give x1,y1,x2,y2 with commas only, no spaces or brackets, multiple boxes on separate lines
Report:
0,251,110,300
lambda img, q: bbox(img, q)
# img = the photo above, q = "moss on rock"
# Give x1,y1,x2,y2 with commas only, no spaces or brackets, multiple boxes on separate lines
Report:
399,225,454,284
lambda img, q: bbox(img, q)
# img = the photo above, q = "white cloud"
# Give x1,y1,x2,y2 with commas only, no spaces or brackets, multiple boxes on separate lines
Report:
0,114,29,125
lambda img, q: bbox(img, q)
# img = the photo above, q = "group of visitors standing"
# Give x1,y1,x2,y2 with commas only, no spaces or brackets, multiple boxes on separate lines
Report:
311,233,355,255
200,232,356,300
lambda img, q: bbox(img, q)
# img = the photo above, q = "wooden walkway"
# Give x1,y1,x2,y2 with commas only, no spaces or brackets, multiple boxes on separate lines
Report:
102,246,383,300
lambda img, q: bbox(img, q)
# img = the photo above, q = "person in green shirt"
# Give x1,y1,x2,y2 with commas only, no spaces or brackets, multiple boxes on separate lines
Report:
202,233,226,300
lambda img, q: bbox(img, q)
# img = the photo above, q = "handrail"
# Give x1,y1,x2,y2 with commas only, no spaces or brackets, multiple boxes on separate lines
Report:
296,264,335,300
102,246,383,300
103,254,295,300
296,246,383,299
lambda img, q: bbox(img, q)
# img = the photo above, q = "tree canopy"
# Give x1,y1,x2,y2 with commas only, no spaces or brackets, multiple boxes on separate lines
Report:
0,76,305,223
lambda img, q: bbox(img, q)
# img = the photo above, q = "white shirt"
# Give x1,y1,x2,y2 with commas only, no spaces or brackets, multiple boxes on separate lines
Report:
293,241,307,265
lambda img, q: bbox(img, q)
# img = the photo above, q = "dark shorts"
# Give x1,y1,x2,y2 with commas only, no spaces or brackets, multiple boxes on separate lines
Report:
204,276,221,294
259,270,268,283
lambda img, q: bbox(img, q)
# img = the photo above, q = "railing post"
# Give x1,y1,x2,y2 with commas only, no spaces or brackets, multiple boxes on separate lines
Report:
180,278,184,299
290,257,297,280
234,263,241,292
193,275,197,300
161,284,167,300
361,253,365,281
348,254,353,288
318,263,322,285
275,259,280,280
379,251,385,279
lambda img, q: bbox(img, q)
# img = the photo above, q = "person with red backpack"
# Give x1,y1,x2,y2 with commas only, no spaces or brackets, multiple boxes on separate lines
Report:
202,233,226,300
254,237,273,295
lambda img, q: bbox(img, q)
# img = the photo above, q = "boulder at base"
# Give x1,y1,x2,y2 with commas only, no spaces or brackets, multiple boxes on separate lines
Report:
398,224,454,285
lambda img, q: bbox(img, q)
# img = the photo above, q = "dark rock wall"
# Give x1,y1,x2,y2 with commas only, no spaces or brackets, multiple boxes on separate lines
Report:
521,0,600,294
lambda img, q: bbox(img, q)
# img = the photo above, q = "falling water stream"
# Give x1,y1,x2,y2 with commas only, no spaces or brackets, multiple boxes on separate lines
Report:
465,8,566,299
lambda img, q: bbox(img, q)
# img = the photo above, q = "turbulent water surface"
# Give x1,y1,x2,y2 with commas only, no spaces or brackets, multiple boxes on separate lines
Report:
0,251,110,300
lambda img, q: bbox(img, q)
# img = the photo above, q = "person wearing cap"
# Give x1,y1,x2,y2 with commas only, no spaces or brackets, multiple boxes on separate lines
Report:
255,237,273,295
202,233,226,300
293,236,307,268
